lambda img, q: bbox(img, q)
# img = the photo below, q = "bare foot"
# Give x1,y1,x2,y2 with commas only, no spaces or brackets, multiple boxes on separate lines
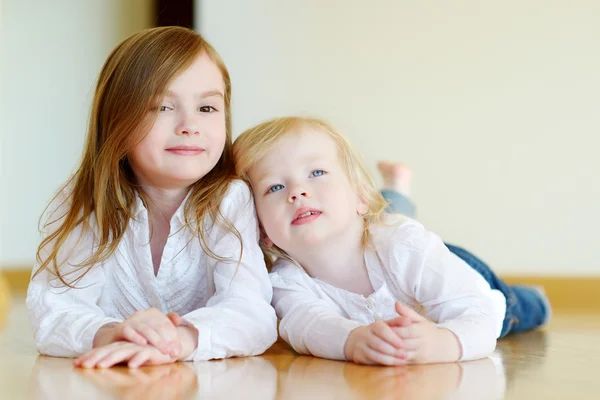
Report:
377,161,413,196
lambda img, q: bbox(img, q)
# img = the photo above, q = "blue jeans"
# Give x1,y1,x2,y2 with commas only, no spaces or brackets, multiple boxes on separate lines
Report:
381,190,550,336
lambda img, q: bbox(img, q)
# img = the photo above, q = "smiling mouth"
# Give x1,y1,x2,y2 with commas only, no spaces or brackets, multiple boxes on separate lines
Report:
165,147,205,156
292,211,322,225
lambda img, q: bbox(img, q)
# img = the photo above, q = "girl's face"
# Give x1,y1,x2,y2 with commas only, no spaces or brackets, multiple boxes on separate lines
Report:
248,128,367,256
129,53,227,190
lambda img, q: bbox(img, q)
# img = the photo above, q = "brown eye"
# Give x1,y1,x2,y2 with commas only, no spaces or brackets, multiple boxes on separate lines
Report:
198,106,217,113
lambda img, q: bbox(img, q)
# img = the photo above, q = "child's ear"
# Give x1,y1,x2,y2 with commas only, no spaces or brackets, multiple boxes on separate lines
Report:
357,202,368,215
356,190,369,215
262,235,274,249
259,225,274,248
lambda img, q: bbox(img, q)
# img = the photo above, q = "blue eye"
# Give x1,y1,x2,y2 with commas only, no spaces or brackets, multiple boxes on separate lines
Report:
311,170,325,177
268,184,284,193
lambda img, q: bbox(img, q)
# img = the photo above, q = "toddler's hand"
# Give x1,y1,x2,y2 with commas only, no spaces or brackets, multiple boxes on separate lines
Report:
343,320,407,366
387,302,461,364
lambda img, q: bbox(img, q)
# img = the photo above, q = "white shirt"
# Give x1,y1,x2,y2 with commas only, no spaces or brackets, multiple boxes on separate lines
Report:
26,180,277,360
270,214,506,362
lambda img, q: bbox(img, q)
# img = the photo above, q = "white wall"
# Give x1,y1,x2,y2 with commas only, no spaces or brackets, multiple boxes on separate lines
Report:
0,0,152,267
198,0,600,276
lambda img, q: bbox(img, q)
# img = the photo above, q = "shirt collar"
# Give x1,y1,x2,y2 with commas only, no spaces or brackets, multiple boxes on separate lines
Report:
131,189,193,226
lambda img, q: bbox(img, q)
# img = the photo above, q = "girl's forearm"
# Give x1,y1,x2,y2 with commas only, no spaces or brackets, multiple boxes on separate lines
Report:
176,324,199,360
92,322,119,348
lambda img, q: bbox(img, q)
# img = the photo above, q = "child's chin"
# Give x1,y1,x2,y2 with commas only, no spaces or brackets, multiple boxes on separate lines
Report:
297,233,327,247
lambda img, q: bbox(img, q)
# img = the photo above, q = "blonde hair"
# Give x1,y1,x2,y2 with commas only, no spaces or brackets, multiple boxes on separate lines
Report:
34,26,241,287
233,116,387,267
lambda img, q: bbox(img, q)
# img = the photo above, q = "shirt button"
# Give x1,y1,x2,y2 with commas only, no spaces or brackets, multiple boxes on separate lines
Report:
373,312,383,320
366,298,375,309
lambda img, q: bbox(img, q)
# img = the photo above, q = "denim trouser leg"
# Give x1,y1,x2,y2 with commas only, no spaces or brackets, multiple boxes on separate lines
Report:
380,189,416,218
444,244,549,337
380,189,549,337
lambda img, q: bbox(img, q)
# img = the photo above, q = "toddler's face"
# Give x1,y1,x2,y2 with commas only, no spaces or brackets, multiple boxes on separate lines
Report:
248,128,365,256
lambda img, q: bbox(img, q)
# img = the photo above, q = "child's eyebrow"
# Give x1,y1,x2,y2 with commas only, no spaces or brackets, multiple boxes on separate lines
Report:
196,89,224,99
164,89,224,99
252,154,326,185
254,172,274,187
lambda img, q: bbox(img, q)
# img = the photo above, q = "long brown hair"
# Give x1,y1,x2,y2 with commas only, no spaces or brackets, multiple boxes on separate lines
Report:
233,116,388,268
34,26,241,287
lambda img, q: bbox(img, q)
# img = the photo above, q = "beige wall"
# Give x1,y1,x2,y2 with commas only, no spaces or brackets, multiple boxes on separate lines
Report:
0,0,152,267
198,0,600,276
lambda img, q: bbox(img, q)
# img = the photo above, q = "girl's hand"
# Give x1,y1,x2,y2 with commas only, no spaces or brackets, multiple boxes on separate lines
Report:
343,320,407,366
74,341,177,369
94,309,182,358
386,302,462,364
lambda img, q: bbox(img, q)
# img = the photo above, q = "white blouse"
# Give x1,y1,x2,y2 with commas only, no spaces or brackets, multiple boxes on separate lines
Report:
26,180,277,361
270,214,506,362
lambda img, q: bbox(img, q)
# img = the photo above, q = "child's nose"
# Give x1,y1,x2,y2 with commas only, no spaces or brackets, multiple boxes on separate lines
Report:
176,114,200,136
177,125,200,136
288,187,309,203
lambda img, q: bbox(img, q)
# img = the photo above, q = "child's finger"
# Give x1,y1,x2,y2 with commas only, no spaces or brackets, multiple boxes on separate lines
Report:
136,324,169,353
75,348,105,367
169,341,182,358
363,347,407,366
73,355,87,367
394,302,423,322
121,325,148,346
392,324,421,339
367,334,401,356
78,347,116,368
385,315,413,328
403,349,419,363
127,348,154,369
96,346,138,368
152,322,181,357
129,348,171,369
77,349,109,368
167,312,182,327
371,322,405,349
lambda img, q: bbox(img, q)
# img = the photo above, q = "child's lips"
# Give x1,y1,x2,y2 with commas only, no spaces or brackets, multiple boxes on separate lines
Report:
165,146,205,156
292,208,322,225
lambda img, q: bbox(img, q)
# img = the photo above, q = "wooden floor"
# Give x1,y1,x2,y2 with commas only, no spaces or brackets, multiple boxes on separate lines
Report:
1,297,599,399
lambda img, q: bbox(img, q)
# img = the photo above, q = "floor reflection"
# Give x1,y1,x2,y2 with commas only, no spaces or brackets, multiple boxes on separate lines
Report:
27,347,508,400
29,356,277,400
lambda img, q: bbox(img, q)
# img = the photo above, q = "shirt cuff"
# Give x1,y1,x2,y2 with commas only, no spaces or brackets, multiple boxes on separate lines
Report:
295,317,363,361
80,316,122,354
181,320,213,362
437,320,497,361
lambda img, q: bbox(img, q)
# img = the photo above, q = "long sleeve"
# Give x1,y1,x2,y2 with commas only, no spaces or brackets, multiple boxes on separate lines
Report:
270,264,363,361
383,220,505,361
26,191,120,357
181,181,277,361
